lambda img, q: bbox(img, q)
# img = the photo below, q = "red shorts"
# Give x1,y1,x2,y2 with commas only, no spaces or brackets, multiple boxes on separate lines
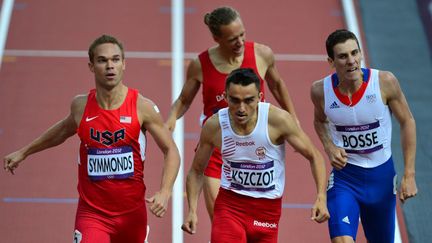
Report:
203,147,223,179
74,199,147,243
211,188,282,243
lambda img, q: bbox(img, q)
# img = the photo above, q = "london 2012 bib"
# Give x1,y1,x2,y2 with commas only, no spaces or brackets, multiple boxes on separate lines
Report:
87,146,134,180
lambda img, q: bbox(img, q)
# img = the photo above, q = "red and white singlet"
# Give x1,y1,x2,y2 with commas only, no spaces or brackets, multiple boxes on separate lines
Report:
200,41,266,178
199,41,266,124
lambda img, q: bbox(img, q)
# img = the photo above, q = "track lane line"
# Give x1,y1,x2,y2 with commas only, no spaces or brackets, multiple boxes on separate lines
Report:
0,0,15,70
3,197,78,203
4,49,327,61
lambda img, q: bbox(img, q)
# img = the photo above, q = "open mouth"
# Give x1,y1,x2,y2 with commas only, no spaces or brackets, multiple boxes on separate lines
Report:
233,46,244,55
236,113,247,120
105,73,116,79
347,67,358,73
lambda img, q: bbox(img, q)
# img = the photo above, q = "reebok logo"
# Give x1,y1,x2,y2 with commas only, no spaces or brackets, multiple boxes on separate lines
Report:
236,141,255,146
329,101,340,109
86,116,98,122
342,216,350,224
253,220,277,228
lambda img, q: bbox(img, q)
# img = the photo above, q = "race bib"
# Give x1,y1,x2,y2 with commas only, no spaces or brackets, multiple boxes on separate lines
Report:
335,121,384,154
229,160,275,191
87,146,134,180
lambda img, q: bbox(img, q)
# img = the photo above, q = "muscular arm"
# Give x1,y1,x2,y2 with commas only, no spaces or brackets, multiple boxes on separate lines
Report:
138,95,180,217
166,58,202,131
269,106,329,223
310,80,347,170
380,71,417,201
182,115,219,234
257,44,298,121
3,96,84,174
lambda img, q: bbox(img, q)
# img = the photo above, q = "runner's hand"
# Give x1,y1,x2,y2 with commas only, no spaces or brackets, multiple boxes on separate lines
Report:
326,145,348,170
4,150,26,175
399,173,417,203
181,212,198,234
146,190,171,218
311,196,330,223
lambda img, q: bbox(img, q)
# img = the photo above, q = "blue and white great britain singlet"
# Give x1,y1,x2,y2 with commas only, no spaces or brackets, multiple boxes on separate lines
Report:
323,68,392,168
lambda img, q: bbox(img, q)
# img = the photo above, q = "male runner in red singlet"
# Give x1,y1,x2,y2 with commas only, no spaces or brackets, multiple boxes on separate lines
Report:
166,6,298,220
3,35,180,243
181,68,329,242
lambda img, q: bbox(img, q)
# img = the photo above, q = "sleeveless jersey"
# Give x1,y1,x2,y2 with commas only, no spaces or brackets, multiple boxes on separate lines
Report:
323,68,392,168
77,88,146,216
199,41,266,124
219,102,286,199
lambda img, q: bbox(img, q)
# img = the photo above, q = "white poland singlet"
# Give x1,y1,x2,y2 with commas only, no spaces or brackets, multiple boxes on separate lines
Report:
219,102,286,199
323,68,392,168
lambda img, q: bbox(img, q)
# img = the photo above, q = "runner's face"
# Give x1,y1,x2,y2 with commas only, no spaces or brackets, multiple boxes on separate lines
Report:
225,83,262,126
89,43,125,89
214,18,246,57
328,39,363,82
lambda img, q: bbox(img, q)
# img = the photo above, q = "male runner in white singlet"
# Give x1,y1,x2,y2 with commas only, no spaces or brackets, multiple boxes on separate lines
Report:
310,29,418,243
182,68,329,243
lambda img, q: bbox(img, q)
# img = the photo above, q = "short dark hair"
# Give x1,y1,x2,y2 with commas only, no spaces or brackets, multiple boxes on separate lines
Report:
204,6,240,37
88,35,125,63
326,29,360,59
225,68,260,91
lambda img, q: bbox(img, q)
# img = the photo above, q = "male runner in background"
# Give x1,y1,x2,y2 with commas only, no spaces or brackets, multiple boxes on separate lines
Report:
166,6,298,220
